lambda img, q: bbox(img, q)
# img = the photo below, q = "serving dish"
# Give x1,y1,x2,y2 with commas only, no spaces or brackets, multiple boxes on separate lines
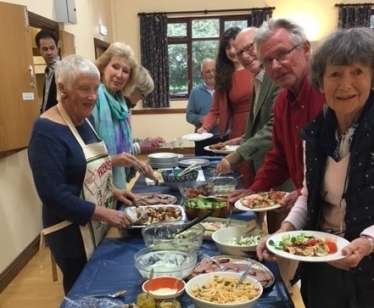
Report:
142,220,205,252
184,196,228,220
190,255,275,289
199,217,249,240
125,205,186,229
186,271,263,308
212,226,266,257
135,193,177,206
134,247,197,279
142,276,185,302
182,133,213,141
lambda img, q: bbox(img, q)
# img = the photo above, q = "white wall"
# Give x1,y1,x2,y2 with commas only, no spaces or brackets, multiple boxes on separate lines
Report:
0,0,114,274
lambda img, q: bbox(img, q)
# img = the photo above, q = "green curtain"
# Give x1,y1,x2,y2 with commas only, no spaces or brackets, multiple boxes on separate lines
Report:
140,14,170,108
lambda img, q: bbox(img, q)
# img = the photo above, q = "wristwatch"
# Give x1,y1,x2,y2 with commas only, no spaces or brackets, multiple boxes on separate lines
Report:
361,235,374,255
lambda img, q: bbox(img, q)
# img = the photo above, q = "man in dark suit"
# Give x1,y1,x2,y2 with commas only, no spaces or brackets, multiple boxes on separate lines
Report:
35,29,59,113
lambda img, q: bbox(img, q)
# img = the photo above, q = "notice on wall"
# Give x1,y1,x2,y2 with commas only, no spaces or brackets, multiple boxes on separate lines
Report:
22,93,34,100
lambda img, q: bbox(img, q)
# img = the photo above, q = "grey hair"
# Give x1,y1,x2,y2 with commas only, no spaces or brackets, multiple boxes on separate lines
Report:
200,58,215,71
55,54,99,100
95,41,138,93
254,18,308,61
132,66,154,95
310,27,374,91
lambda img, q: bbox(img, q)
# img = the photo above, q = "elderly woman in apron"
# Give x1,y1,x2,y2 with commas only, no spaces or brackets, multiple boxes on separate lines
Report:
28,55,136,294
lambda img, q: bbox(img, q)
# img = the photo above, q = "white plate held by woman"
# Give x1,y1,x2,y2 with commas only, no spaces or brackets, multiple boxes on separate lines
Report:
266,230,350,262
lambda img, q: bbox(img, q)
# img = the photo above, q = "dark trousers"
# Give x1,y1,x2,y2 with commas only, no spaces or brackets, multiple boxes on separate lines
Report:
194,136,228,156
301,263,358,308
54,255,87,295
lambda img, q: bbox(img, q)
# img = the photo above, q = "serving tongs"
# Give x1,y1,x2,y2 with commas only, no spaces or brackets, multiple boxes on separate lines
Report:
178,163,200,177
167,210,212,239
133,161,159,185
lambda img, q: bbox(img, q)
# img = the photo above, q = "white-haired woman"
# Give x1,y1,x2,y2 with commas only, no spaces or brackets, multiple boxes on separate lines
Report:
28,55,135,294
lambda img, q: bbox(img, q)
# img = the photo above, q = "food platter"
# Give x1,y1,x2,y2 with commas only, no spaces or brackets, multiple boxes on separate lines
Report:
266,231,350,262
182,133,213,141
135,193,177,206
199,217,248,240
190,255,275,289
125,205,186,229
204,145,240,154
234,191,287,212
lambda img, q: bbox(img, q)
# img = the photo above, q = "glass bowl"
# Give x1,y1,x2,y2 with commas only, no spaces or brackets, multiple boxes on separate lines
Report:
134,247,197,280
141,220,205,252
178,181,214,199
209,176,237,196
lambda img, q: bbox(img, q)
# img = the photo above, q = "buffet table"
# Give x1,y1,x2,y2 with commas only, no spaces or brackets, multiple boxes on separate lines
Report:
61,156,294,307
62,237,294,307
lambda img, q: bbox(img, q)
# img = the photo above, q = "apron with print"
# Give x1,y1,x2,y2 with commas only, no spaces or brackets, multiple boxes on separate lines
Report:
40,104,115,260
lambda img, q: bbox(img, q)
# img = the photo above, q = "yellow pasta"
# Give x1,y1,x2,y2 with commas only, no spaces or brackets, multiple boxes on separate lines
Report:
191,276,261,304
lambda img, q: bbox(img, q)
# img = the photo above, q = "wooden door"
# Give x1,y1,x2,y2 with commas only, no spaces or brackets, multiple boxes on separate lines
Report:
0,2,39,152
60,30,75,57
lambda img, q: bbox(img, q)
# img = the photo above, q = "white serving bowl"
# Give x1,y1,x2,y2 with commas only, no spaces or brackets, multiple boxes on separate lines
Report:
211,226,265,257
186,271,263,308
134,247,197,279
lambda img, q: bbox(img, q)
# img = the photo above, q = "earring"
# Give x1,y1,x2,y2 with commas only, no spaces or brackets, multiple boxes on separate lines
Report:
61,93,67,99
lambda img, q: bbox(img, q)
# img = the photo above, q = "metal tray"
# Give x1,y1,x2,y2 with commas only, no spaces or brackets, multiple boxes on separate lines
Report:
126,204,186,229
190,255,275,289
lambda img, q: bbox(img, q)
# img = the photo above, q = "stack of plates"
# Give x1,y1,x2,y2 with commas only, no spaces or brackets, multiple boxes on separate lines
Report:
148,152,179,169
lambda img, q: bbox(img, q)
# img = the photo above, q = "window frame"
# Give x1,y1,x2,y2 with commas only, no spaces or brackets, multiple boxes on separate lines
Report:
167,14,250,100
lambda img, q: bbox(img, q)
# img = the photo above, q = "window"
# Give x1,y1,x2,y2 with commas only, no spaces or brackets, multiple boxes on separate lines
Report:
167,15,250,99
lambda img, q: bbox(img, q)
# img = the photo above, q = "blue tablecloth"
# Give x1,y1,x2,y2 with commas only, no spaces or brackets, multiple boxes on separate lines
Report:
62,237,294,307
61,156,294,307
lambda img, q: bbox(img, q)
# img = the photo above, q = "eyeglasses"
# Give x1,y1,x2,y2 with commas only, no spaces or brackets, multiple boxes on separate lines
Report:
235,42,255,59
262,44,300,69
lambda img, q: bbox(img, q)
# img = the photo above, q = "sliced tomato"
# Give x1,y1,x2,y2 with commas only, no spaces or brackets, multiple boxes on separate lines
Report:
326,242,338,253
306,239,318,246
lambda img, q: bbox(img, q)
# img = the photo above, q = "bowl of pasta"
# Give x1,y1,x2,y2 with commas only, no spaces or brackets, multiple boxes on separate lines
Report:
186,271,263,308
212,226,266,257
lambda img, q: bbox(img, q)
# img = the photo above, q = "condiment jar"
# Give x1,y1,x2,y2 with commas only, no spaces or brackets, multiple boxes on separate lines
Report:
136,292,155,308
159,300,181,308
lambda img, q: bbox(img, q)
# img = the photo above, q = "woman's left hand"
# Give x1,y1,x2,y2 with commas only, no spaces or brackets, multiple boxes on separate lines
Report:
328,237,370,270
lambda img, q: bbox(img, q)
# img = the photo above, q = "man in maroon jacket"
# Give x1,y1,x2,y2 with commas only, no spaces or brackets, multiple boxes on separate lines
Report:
229,18,325,293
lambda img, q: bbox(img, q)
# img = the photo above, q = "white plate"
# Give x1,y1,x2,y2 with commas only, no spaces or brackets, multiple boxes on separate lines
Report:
204,145,240,154
148,152,179,159
182,133,213,141
234,199,281,212
266,231,350,262
179,158,210,168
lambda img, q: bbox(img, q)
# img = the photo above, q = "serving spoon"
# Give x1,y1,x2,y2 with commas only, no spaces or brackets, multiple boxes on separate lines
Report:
85,289,126,298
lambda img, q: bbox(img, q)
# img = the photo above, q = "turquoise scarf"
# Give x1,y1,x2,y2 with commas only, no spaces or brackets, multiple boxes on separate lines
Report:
92,83,133,189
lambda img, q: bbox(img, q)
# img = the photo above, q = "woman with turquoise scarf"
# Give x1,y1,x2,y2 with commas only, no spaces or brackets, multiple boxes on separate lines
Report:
93,42,153,189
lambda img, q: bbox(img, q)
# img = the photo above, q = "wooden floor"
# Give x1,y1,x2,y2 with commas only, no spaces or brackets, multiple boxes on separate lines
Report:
0,155,305,307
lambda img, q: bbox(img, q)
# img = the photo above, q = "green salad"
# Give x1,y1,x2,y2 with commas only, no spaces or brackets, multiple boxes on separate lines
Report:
185,196,226,209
